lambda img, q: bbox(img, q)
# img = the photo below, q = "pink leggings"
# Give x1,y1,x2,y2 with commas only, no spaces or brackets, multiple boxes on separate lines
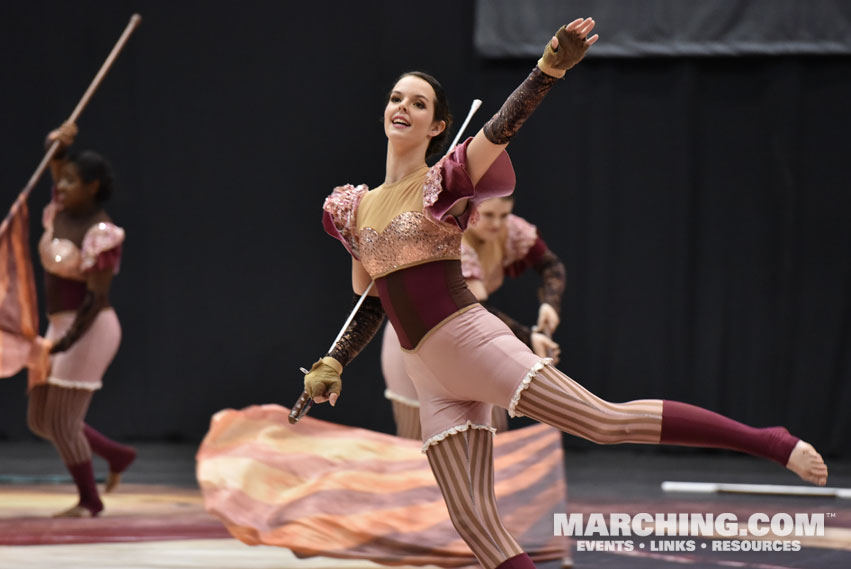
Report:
382,323,509,439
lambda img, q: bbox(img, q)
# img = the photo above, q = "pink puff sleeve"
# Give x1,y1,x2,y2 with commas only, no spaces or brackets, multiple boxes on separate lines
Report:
460,242,484,280
423,137,516,229
503,214,547,278
80,222,125,274
503,214,539,265
322,184,368,259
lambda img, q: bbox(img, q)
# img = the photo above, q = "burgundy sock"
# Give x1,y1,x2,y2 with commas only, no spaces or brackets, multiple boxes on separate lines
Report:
496,553,536,569
83,424,136,473
67,460,104,516
660,401,799,465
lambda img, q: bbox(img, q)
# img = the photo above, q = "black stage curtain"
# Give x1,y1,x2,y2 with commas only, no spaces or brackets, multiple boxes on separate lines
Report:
0,1,848,458
476,0,851,57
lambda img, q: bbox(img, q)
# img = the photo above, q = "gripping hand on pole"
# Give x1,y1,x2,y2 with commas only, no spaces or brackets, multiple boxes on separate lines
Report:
303,356,343,406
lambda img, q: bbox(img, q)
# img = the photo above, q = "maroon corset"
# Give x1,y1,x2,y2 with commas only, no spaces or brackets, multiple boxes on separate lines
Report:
44,273,88,314
375,259,477,349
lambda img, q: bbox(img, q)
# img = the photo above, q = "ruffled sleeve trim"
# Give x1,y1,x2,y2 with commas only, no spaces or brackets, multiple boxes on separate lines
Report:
322,184,368,259
460,242,484,280
503,214,539,266
423,137,515,230
421,421,496,453
508,358,552,418
80,222,125,273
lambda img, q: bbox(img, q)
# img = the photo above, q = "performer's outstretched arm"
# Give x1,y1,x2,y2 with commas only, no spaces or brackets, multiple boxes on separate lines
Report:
462,18,598,193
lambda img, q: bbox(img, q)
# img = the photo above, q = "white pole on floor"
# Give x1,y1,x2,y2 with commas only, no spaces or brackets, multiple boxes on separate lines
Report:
662,481,851,499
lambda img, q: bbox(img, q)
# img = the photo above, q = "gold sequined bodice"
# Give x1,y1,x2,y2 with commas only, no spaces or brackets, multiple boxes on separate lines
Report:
356,167,461,278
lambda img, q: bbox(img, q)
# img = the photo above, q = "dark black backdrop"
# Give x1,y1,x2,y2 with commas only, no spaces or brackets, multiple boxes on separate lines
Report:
0,2,848,458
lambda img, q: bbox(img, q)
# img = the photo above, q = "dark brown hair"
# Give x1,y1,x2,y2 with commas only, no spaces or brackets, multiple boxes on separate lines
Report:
67,150,114,203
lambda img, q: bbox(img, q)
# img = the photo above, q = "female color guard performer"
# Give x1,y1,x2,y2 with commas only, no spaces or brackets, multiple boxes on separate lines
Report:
306,18,828,569
26,122,136,517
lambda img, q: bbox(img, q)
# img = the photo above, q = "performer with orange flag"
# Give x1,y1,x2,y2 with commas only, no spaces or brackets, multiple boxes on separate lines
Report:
197,101,572,567
0,14,141,518
197,99,572,567
24,123,135,518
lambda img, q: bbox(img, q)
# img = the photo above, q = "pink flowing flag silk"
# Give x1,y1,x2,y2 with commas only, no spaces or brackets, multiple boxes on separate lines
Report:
0,199,39,378
198,405,568,568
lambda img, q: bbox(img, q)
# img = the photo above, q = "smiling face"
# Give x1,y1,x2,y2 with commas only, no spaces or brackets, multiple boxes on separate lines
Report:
468,198,514,242
55,162,99,212
384,74,446,154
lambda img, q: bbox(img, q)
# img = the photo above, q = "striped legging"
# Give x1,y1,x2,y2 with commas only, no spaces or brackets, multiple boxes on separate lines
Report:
427,427,525,569
27,384,93,465
427,362,800,568
427,366,661,569
514,365,663,444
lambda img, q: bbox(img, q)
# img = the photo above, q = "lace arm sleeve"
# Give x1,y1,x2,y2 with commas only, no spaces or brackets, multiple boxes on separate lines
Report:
326,294,386,367
49,291,108,354
534,248,566,315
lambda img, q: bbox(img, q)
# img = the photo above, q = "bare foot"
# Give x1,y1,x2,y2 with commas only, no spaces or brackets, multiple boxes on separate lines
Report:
105,471,122,493
105,446,136,493
52,505,95,518
786,440,828,485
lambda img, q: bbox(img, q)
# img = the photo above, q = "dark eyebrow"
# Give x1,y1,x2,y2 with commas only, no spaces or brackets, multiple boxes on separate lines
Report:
390,90,430,103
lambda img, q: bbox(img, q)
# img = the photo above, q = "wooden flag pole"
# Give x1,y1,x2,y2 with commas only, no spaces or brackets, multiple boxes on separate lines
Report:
1,13,142,236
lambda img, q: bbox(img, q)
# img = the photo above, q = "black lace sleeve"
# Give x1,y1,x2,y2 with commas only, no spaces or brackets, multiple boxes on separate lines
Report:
326,294,386,367
483,67,558,145
534,248,566,315
49,291,108,354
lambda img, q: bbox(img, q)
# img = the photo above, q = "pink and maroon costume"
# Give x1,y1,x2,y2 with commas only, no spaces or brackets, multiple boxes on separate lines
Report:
37,201,123,390
324,138,547,449
27,198,135,517
381,212,565,435
322,137,801,465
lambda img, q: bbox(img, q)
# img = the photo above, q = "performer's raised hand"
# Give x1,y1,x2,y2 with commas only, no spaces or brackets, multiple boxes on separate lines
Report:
531,332,560,364
304,356,342,406
538,18,599,78
46,122,78,150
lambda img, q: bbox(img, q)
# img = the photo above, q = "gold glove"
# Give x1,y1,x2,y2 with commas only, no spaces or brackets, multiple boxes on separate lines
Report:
303,356,343,402
538,25,591,78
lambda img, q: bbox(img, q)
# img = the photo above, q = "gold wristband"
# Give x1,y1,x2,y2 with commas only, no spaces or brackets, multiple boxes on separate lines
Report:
537,58,566,79
320,356,343,375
